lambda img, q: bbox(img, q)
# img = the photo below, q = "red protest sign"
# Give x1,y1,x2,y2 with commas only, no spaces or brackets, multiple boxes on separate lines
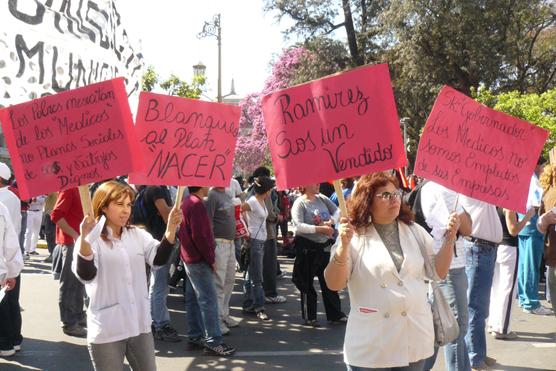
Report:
414,86,548,212
128,92,240,187
0,78,139,200
262,64,406,190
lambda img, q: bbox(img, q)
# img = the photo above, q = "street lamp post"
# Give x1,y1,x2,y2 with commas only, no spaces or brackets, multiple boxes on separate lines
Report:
198,14,222,103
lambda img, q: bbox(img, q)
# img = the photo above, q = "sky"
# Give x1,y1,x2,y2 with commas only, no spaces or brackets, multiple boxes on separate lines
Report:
117,0,294,100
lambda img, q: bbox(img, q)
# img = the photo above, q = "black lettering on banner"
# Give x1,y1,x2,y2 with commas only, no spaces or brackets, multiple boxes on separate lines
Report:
173,128,216,152
80,127,124,148
320,123,354,146
147,149,227,181
274,87,370,125
24,169,37,180
323,142,393,173
9,0,45,25
274,130,316,159
15,34,45,83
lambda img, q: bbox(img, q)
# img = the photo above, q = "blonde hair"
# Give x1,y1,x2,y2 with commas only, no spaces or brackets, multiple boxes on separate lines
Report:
539,164,556,192
91,181,136,240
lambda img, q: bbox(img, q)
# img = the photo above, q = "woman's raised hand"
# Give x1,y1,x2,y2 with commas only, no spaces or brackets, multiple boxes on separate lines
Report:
79,214,96,239
166,206,183,237
339,217,354,247
445,212,461,243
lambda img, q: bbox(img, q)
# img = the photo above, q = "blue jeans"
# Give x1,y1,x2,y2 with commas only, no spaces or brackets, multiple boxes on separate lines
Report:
347,359,425,371
149,260,171,330
263,239,278,298
184,262,222,346
464,240,497,367
243,239,265,312
517,234,544,310
424,267,470,371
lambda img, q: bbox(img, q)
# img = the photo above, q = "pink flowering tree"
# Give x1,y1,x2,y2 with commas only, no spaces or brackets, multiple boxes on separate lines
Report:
233,47,312,175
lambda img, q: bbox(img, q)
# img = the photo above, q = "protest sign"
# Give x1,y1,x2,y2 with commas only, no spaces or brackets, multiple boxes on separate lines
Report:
0,78,139,200
261,64,406,191
128,92,240,187
414,86,548,213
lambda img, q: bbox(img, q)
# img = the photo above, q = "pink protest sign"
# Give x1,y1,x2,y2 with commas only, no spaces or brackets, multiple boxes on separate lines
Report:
0,78,139,200
261,64,406,190
414,86,548,212
128,92,240,187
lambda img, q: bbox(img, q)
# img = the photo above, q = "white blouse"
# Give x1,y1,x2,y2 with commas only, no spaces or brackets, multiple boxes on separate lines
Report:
72,227,160,344
331,221,436,368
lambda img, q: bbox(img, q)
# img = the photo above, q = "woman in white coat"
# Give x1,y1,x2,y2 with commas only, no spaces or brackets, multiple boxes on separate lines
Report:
325,173,460,371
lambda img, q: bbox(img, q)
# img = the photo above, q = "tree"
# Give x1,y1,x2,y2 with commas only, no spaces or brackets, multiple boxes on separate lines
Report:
234,47,311,175
265,0,388,66
474,87,556,158
267,0,556,170
140,66,206,98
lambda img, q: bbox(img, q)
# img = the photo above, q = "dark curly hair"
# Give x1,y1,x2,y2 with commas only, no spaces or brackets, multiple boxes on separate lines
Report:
347,172,414,230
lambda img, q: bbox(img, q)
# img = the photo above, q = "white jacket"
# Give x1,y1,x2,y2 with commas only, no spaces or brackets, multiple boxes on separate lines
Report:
333,221,436,368
0,202,23,284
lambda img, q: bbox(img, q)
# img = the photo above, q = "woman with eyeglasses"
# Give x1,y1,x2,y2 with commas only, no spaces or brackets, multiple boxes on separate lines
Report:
325,173,460,371
291,183,347,327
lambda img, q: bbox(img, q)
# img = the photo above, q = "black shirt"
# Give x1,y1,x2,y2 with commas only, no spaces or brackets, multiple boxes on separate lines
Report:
498,207,518,247
144,186,172,240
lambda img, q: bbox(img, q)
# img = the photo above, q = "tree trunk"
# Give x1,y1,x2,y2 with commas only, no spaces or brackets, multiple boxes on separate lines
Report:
342,0,364,66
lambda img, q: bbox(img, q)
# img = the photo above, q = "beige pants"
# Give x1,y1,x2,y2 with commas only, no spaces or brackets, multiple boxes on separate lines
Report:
88,332,156,371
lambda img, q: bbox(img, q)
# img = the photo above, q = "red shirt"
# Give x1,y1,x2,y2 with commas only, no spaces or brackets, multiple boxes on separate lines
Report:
50,188,83,245
178,194,215,265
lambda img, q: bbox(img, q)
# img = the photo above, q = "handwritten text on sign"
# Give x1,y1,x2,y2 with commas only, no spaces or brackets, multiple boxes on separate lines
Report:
261,64,406,190
128,92,240,187
0,78,139,200
414,86,548,212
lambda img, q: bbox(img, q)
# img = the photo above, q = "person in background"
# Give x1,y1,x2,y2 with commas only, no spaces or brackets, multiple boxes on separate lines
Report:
517,160,553,316
0,200,24,357
0,164,21,249
488,207,536,340
73,181,182,371
459,195,503,370
51,188,86,337
179,186,236,356
421,181,473,371
143,185,181,342
537,163,556,315
330,178,355,206
325,173,459,370
23,195,46,258
205,186,240,335
241,176,275,320
249,167,286,305
291,183,346,327
42,192,59,263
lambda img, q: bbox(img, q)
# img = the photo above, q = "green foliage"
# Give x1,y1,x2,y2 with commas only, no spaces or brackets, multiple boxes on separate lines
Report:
140,67,206,99
141,66,158,92
474,87,556,157
266,0,556,171
289,37,351,85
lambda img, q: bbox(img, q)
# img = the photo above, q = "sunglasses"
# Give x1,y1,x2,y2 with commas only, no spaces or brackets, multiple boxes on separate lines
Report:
375,189,403,201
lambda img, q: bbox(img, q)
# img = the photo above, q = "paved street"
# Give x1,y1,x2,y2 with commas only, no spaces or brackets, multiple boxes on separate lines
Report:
1,248,555,371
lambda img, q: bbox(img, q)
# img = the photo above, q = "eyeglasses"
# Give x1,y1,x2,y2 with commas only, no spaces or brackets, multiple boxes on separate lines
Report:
375,189,403,201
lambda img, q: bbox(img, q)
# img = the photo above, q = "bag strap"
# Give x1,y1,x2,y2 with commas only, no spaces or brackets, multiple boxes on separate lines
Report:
408,223,438,282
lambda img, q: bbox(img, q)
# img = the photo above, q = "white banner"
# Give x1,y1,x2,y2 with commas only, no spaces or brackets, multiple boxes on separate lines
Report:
0,0,144,109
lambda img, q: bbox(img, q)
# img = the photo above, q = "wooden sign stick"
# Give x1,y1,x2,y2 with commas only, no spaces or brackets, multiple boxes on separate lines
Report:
78,184,93,217
333,180,348,218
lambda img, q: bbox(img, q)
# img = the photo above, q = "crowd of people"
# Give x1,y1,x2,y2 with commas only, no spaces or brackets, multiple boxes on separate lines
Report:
0,162,555,371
